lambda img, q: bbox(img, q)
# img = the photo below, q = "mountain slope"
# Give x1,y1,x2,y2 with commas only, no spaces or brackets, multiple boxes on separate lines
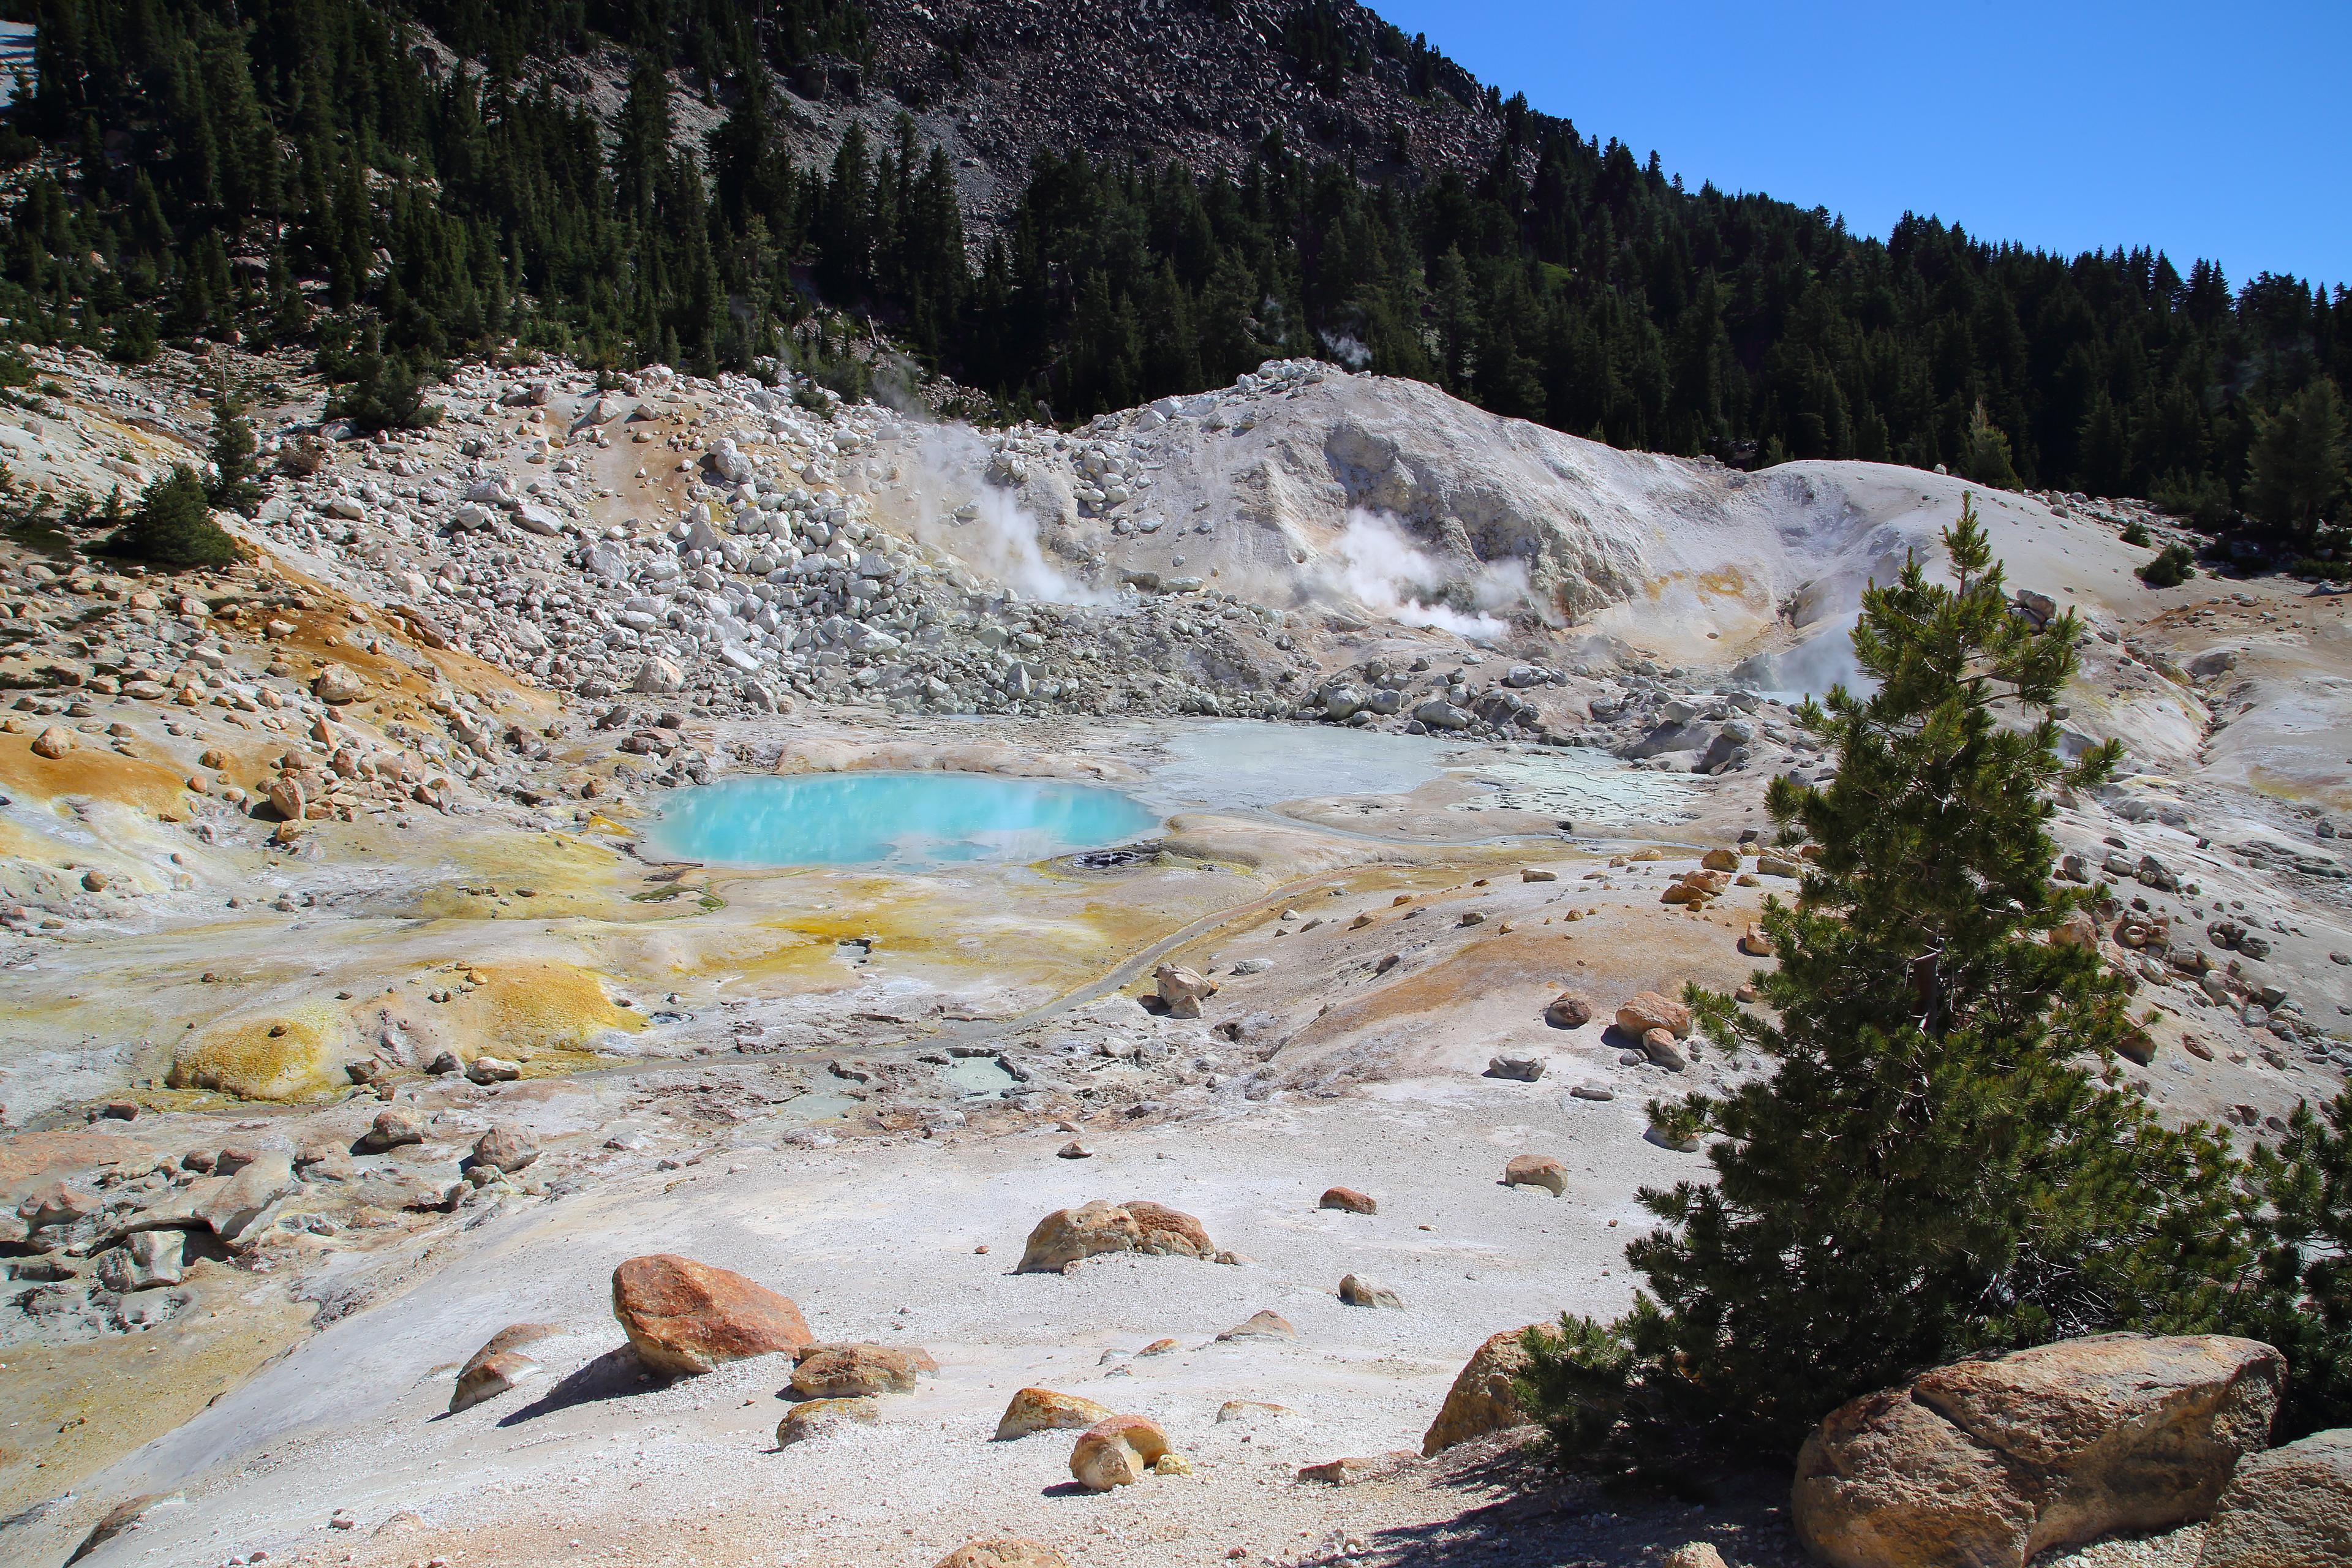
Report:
1,0,2345,543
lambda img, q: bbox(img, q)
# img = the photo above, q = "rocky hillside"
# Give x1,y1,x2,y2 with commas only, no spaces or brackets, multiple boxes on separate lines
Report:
775,0,1515,231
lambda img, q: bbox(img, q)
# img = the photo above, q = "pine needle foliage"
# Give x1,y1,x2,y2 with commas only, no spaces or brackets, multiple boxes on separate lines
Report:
2239,1086,2352,1440
106,465,238,567
1525,498,2252,1460
206,389,262,514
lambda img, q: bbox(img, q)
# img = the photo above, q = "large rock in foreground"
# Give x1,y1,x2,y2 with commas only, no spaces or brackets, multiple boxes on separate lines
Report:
996,1387,1114,1441
2196,1427,2352,1567
610,1254,813,1375
1017,1199,1217,1273
1792,1333,2283,1568
1423,1324,1553,1456
450,1322,557,1413
1615,990,1692,1039
1070,1414,1178,1490
933,1541,1072,1568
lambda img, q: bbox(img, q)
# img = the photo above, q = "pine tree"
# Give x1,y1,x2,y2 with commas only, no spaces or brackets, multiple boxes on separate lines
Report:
326,322,442,432
1957,397,2022,489
2239,1086,2352,1439
2245,380,2351,539
1523,500,2250,1458
206,386,261,514
107,464,238,567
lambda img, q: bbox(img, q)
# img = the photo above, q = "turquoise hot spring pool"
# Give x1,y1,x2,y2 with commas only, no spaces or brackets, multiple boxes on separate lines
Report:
640,772,1162,869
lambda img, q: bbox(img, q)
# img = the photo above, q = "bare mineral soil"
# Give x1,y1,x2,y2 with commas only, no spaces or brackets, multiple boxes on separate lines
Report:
0,345,2345,1568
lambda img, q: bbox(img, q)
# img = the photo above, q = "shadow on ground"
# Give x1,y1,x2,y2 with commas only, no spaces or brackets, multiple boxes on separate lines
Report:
1330,1444,1805,1568
495,1346,668,1427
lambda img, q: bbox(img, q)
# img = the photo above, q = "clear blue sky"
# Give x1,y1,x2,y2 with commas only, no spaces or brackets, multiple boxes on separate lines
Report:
1366,0,2348,291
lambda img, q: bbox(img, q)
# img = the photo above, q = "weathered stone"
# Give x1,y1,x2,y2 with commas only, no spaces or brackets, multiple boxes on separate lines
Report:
633,656,685,694
65,1492,184,1565
192,1151,296,1244
1318,1185,1377,1215
1423,1325,1552,1455
1740,921,1773,957
450,1323,557,1413
995,1387,1114,1441
1502,1154,1567,1195
360,1106,426,1150
1217,1400,1287,1422
1070,1414,1175,1490
789,1341,937,1398
2196,1427,2352,1568
18,1180,96,1229
1153,963,1218,1019
30,724,75,758
1664,1545,1729,1568
1792,1333,2285,1568
471,1124,539,1172
312,664,367,704
94,1229,183,1292
1485,1053,1546,1081
1646,1118,1702,1153
1298,1452,1417,1485
933,1539,1072,1568
1543,990,1594,1028
2051,910,2100,949
1640,1027,1687,1070
1615,990,1692,1039
1338,1273,1401,1309
609,1254,813,1376
776,1396,879,1447
1217,1309,1295,1340
266,773,309,821
1016,1199,1216,1273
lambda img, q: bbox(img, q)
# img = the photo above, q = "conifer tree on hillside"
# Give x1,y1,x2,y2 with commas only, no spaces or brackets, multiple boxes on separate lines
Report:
2245,379,2351,539
1519,497,2250,1457
2240,1085,2352,1439
206,388,260,515
1956,398,2022,490
2,0,2348,513
106,465,238,568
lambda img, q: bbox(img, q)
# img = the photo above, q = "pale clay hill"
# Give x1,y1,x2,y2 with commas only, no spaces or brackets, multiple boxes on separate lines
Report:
0,344,2347,1568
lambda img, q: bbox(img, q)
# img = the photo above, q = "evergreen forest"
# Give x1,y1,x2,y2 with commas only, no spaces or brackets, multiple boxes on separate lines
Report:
2,0,2346,546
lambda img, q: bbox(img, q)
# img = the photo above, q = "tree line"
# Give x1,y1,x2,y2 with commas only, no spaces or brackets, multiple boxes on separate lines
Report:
1518,501,2352,1469
0,0,2344,550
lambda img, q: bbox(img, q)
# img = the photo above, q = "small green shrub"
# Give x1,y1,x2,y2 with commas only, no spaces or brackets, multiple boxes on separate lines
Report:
1513,1314,1639,1459
107,309,160,365
325,328,443,432
2239,1087,2352,1439
206,391,262,515
106,465,237,567
2139,543,2196,587
2119,521,2151,546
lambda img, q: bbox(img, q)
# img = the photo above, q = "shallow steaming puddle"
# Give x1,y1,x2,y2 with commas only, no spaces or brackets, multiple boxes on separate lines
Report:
1450,748,1702,825
1142,720,1479,809
643,773,1161,868
1144,719,1697,825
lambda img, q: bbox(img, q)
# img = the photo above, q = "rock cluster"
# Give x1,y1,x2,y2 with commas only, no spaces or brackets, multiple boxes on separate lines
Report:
609,1254,813,1376
1423,1324,1551,1455
1792,1333,2283,1568
1016,1199,1220,1273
